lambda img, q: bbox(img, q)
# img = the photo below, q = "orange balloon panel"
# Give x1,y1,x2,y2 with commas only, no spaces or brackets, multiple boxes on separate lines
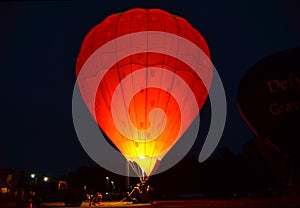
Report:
76,9,212,176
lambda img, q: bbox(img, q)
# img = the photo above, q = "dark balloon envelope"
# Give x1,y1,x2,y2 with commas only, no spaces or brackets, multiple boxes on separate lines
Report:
237,48,300,158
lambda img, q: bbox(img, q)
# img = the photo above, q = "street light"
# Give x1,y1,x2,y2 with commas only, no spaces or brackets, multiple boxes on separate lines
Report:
111,181,115,191
105,177,109,192
30,174,35,179
43,177,49,182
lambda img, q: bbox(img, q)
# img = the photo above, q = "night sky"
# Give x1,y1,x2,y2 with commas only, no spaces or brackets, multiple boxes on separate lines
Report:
1,1,300,177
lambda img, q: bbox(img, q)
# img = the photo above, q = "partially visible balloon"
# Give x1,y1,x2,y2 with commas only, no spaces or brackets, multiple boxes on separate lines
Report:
75,8,213,176
237,48,300,158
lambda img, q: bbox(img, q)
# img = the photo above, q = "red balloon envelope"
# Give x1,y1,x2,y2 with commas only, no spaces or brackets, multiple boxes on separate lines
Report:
76,8,212,176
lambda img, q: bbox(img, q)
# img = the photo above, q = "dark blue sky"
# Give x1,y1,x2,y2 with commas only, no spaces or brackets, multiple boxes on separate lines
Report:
0,1,299,177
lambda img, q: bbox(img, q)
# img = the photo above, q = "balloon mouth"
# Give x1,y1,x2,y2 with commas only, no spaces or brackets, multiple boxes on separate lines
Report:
126,155,162,177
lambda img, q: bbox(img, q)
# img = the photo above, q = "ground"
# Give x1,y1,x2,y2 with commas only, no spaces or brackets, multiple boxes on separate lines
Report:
1,198,300,207
1,198,298,208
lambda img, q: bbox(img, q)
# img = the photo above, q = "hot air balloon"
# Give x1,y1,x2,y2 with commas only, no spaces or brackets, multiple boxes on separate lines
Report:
75,8,213,178
237,48,300,194
237,48,300,156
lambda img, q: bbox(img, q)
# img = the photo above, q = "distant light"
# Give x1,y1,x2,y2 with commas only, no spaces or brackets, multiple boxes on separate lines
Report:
106,177,109,180
139,155,146,159
30,174,35,179
111,181,114,185
43,177,49,182
106,192,109,195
